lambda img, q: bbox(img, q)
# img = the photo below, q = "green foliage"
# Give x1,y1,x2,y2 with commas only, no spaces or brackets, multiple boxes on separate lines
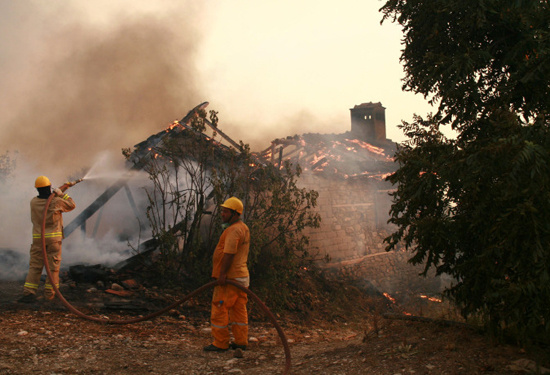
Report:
137,109,224,284
381,0,550,130
233,161,321,307
382,0,550,344
387,112,550,342
134,109,321,307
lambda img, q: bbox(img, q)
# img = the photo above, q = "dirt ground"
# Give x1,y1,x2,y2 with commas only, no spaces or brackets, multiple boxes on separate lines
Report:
0,279,548,375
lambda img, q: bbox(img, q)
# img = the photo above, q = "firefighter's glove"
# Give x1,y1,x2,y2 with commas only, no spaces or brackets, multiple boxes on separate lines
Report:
53,188,63,196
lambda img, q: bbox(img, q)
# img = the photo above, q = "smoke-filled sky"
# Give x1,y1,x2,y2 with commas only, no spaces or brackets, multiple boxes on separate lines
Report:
0,0,433,182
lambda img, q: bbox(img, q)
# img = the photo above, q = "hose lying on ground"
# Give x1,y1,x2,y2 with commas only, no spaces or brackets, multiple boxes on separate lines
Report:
40,183,291,375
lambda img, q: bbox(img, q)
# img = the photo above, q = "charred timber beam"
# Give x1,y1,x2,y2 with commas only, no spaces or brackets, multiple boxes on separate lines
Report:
202,118,265,167
203,118,242,150
129,102,209,165
311,156,327,170
65,102,210,238
64,171,139,238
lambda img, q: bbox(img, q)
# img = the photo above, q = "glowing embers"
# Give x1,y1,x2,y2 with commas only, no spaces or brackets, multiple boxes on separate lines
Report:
420,294,442,303
259,133,396,179
347,138,392,159
165,120,182,132
384,292,412,316
345,171,394,181
383,292,396,304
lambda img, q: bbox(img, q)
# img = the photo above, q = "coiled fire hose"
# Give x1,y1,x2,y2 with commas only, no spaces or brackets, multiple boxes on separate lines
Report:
41,181,291,374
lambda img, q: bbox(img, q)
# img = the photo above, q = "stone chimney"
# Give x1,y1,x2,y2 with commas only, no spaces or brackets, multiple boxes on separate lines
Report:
350,102,386,143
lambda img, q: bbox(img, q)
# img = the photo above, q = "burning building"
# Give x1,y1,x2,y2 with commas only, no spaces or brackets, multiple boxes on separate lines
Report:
256,102,441,293
62,101,441,294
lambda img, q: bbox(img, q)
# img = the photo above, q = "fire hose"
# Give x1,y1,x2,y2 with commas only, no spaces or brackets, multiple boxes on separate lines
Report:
40,181,291,375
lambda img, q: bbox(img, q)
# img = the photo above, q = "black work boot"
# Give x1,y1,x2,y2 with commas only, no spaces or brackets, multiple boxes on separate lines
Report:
203,344,228,352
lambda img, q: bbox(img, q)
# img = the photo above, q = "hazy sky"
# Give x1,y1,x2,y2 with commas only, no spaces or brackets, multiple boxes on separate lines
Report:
199,1,435,144
0,0,433,181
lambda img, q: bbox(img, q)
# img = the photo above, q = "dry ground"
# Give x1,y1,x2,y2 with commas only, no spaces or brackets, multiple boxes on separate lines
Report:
0,280,548,375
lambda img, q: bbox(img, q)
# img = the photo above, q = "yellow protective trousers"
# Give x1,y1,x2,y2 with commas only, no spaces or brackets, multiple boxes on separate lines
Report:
210,284,249,349
23,241,62,300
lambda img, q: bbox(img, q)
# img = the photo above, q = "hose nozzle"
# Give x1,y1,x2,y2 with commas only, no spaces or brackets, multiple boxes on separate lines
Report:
68,178,84,186
64,178,84,188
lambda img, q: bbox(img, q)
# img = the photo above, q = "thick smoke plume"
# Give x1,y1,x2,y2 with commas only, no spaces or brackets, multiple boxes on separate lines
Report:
0,2,205,280
0,2,204,181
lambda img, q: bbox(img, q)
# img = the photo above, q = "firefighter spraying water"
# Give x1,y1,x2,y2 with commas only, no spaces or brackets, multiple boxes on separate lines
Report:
18,176,84,303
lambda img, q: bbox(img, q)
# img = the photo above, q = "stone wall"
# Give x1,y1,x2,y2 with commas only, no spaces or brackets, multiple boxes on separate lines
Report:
298,172,441,294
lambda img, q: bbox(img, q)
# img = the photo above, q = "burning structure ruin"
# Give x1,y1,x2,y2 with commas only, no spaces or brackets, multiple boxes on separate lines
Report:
63,101,441,294
255,102,439,293
257,102,395,180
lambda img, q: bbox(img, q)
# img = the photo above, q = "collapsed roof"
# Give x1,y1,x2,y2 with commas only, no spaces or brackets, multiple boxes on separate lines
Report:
64,102,397,238
128,101,397,181
256,131,396,181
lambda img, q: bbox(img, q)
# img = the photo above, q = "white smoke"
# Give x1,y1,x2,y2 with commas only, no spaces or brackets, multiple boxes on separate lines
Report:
0,151,152,280
62,230,135,268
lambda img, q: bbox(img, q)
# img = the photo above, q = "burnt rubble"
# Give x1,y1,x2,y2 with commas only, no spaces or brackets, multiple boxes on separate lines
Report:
257,131,396,180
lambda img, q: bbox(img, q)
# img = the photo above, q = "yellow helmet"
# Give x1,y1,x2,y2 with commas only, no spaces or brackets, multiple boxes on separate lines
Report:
221,197,243,214
35,176,51,188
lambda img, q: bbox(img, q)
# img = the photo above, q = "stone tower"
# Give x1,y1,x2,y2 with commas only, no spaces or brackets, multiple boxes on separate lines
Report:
350,102,386,143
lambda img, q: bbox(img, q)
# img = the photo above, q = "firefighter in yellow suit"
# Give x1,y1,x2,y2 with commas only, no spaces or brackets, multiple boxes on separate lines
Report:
18,176,76,303
204,197,250,352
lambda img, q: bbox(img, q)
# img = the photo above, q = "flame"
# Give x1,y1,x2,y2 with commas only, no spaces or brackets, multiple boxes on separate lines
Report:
419,171,438,178
310,153,327,168
383,292,396,304
347,139,384,154
384,292,413,316
346,139,394,161
333,140,357,152
317,161,329,170
256,133,396,177
166,121,180,131
420,294,442,303
344,171,393,181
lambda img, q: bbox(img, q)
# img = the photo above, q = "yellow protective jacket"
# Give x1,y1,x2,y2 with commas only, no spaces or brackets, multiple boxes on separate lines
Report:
211,220,250,279
30,193,76,244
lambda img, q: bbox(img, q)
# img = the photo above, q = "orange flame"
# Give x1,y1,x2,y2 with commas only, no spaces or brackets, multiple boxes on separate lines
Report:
420,294,442,303
166,121,180,131
383,292,396,304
